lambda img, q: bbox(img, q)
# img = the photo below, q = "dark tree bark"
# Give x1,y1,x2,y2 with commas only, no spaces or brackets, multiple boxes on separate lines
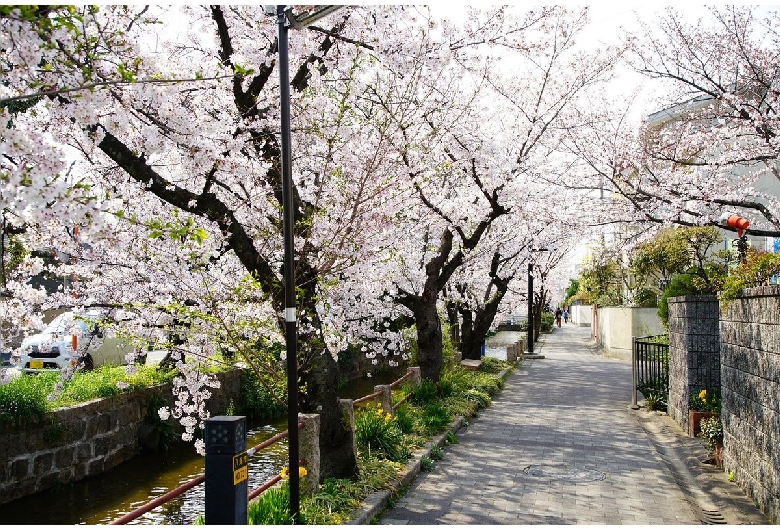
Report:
457,251,513,360
393,159,509,381
395,229,462,382
89,6,359,480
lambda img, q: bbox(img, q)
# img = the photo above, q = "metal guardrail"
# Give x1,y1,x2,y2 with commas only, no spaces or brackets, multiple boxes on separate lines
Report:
353,369,414,409
631,335,670,409
111,368,416,524
110,421,306,525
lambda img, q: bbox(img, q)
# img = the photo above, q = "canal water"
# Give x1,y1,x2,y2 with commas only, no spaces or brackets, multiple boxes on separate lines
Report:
0,374,399,525
485,330,524,359
0,364,495,524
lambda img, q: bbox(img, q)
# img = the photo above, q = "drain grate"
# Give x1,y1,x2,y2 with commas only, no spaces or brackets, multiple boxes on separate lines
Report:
523,465,606,482
700,509,727,525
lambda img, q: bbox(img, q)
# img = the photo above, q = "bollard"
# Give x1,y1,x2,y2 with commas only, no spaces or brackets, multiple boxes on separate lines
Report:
339,399,359,465
407,366,422,388
204,416,248,525
298,413,320,495
506,345,517,363
374,385,394,417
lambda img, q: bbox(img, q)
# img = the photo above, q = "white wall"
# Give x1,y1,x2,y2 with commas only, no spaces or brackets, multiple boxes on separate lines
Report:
570,304,592,327
595,307,664,360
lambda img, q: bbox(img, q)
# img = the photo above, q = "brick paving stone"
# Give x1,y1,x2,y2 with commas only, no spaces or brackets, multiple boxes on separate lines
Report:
377,323,768,525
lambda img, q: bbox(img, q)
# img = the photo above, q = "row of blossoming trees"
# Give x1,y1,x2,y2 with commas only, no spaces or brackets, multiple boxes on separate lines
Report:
2,5,779,478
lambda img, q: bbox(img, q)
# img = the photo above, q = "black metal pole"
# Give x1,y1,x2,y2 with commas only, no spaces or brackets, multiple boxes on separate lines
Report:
527,263,534,354
277,5,299,524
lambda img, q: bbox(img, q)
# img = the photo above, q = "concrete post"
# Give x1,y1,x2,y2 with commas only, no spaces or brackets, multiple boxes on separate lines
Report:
407,366,422,388
338,399,358,467
374,385,394,417
298,413,320,495
506,345,517,362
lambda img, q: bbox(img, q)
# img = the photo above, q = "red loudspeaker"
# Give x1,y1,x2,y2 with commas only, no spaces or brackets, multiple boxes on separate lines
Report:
725,214,749,237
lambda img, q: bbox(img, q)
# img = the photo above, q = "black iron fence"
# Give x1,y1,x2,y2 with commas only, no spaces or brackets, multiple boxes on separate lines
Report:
632,335,670,410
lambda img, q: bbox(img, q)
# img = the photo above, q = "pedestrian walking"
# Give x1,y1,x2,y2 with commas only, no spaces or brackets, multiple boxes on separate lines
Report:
554,307,562,327
563,309,569,324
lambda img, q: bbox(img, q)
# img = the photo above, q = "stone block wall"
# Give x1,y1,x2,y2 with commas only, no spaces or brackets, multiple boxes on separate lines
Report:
720,285,780,524
667,295,720,430
0,369,242,505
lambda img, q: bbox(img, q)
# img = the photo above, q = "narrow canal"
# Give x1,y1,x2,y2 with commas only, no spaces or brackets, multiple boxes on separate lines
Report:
0,375,397,525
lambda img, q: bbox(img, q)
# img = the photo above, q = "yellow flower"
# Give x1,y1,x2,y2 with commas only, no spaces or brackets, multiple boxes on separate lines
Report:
385,413,392,421
699,390,707,400
280,466,307,480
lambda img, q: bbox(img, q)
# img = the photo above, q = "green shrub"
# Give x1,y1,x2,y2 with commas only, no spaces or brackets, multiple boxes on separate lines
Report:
248,483,295,525
0,373,54,426
478,357,507,374
410,379,438,406
689,389,720,413
658,274,697,328
436,377,455,399
720,248,780,304
633,287,658,307
429,445,444,460
392,403,416,434
699,415,723,449
540,312,555,332
462,388,491,409
421,402,451,435
355,402,405,461
238,369,287,420
420,455,433,472
51,364,177,407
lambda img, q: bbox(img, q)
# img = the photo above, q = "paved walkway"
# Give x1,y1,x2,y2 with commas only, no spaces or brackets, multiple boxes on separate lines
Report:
379,323,767,525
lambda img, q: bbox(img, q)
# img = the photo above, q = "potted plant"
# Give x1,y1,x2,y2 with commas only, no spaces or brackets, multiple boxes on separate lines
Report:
688,389,720,437
699,415,724,468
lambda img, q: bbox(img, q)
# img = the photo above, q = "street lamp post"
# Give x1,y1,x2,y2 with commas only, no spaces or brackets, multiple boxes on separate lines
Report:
271,5,342,523
275,5,300,523
526,262,535,354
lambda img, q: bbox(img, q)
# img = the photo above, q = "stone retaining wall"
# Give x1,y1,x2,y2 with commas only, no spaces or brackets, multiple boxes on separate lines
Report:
667,295,720,430
0,369,242,505
720,286,780,524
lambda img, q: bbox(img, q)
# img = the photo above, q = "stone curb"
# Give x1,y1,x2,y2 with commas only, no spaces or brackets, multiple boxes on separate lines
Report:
344,366,513,525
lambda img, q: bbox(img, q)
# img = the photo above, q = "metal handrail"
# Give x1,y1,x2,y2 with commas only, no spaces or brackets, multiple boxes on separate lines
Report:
109,421,306,524
353,369,414,407
632,335,670,408
109,474,205,525
392,391,412,410
248,458,306,501
354,390,382,404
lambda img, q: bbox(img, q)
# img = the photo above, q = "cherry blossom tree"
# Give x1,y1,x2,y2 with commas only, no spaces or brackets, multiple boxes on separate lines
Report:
572,6,780,238
0,4,630,477
364,6,621,374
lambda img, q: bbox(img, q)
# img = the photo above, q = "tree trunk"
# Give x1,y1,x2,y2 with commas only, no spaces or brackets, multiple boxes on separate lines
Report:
413,293,443,382
458,261,512,360
445,301,460,354
459,310,479,360
296,263,358,479
303,336,357,479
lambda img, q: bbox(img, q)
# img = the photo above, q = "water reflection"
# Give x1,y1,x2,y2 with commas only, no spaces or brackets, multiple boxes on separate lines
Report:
0,419,288,525
0,374,400,525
